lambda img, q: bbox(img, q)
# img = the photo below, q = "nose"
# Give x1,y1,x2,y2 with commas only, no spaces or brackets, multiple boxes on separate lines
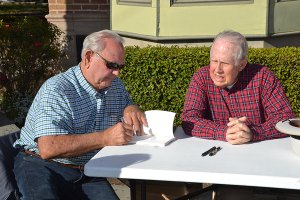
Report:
215,62,223,72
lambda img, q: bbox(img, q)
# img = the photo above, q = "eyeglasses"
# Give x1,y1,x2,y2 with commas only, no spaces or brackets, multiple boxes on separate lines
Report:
94,52,125,70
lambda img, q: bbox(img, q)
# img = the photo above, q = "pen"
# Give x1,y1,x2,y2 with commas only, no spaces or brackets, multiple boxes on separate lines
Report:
202,146,216,157
209,146,222,156
121,117,137,136
120,117,126,124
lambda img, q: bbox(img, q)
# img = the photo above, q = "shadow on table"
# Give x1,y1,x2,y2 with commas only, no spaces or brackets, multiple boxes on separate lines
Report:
86,153,150,171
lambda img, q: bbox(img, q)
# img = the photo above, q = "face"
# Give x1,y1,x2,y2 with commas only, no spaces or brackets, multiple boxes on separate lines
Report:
81,38,125,91
209,39,246,88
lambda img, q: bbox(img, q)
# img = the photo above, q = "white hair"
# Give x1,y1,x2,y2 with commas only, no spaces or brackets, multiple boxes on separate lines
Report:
81,30,124,59
211,30,248,65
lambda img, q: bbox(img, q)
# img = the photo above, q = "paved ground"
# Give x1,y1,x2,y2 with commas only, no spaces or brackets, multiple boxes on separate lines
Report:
0,111,20,136
108,178,212,200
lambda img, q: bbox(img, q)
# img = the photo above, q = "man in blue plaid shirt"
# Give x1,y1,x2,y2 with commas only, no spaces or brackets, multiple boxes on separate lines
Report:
13,30,148,200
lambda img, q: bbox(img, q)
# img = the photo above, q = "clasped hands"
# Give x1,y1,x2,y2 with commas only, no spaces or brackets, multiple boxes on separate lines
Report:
226,116,253,145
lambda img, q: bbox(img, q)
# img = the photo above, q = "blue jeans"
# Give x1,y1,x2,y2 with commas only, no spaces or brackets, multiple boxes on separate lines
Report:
13,152,119,200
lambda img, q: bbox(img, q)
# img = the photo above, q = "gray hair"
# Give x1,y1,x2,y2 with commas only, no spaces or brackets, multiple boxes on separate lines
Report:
81,30,124,59
210,30,248,65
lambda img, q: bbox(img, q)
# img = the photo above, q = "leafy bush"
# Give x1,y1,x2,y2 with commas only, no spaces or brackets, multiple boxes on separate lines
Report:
0,16,68,126
121,46,300,126
1,27,298,128
0,2,48,14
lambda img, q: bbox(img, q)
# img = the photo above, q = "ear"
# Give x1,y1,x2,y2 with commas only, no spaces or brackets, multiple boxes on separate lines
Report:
238,60,247,72
83,50,93,68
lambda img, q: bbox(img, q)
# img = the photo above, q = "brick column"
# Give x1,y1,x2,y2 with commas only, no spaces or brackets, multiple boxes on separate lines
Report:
46,0,110,66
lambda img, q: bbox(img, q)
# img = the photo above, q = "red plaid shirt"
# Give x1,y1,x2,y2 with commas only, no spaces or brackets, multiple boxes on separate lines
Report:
181,64,295,141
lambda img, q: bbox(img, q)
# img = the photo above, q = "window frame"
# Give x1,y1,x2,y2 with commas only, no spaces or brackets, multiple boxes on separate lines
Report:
117,0,152,6
171,0,252,6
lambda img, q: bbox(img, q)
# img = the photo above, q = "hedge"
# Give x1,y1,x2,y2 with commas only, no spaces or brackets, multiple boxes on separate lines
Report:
121,46,300,126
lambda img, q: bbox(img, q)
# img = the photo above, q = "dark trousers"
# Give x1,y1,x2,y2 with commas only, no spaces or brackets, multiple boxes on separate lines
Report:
13,152,119,200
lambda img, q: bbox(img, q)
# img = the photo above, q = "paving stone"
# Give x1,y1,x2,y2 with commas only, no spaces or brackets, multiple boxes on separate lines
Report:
0,111,20,136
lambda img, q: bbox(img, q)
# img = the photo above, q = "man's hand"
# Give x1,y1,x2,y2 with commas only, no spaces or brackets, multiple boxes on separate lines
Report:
123,105,148,136
226,116,253,145
103,122,134,146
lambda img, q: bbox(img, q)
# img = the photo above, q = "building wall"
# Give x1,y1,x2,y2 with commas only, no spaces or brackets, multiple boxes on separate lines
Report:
46,0,110,66
159,0,268,38
46,0,300,66
111,0,158,36
112,0,300,48
112,0,269,39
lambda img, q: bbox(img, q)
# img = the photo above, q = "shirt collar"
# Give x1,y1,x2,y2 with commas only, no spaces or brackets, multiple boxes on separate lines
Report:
227,81,237,89
74,64,99,97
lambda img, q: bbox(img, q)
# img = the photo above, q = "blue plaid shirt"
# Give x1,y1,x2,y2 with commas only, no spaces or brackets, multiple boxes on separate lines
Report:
14,65,133,165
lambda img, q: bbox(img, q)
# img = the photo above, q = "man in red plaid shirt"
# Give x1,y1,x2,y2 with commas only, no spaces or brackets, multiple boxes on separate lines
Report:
182,30,298,199
182,30,295,145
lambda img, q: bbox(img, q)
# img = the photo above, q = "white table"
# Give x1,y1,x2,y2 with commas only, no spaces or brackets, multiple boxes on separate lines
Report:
84,127,300,198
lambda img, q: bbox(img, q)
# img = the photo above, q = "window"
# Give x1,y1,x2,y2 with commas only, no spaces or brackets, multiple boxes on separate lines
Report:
277,0,300,2
118,0,152,6
171,0,251,5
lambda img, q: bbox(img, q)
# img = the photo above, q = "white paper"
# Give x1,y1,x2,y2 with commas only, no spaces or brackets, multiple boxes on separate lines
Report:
129,110,176,147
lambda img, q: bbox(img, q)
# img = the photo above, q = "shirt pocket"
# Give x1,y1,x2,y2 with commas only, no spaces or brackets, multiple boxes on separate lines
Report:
73,113,95,134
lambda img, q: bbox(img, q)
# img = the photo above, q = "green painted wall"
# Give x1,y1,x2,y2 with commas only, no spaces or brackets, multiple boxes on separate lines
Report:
159,1,268,37
111,0,300,39
111,1,157,36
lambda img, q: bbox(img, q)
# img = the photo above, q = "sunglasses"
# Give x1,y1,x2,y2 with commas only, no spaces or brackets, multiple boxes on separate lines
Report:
94,52,125,70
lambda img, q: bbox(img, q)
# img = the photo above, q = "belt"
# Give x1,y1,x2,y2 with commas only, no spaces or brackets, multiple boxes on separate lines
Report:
22,150,84,171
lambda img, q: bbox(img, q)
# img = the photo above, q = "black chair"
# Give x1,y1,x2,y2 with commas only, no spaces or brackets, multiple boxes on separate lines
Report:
0,131,20,200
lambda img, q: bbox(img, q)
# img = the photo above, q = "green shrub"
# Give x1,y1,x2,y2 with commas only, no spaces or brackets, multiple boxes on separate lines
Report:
1,29,298,127
0,16,68,126
0,2,48,14
121,46,300,126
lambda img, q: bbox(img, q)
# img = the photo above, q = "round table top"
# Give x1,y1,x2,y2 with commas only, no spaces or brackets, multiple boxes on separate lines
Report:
275,118,300,136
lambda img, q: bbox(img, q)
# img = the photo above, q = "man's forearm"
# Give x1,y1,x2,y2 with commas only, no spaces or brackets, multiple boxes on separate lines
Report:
182,118,227,141
37,131,106,159
250,122,290,141
249,113,295,141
